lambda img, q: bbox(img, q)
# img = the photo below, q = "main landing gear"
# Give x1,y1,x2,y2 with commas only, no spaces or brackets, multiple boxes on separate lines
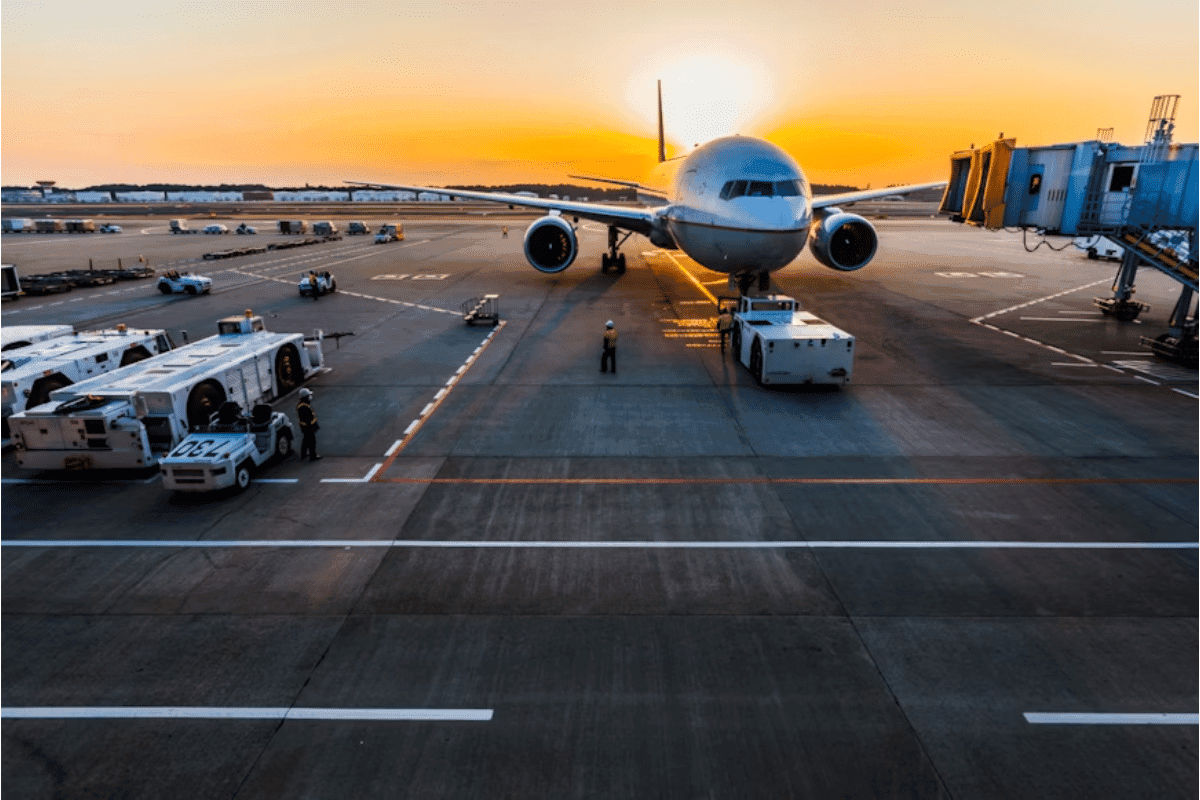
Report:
733,270,772,296
600,226,631,274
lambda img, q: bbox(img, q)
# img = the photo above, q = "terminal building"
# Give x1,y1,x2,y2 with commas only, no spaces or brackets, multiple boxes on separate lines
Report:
940,95,1198,365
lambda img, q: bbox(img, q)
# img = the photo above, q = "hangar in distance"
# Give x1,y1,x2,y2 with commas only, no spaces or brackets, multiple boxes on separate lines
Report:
352,82,945,294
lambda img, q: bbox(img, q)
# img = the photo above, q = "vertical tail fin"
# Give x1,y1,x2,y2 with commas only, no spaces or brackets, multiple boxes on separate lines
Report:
657,80,665,163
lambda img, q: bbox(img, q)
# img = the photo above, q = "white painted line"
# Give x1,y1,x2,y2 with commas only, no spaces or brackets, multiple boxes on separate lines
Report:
385,439,404,457
319,478,371,484
403,420,420,435
3,540,1195,550
363,463,384,481
455,365,466,375
445,376,458,387
1102,365,1126,373
1024,713,1198,725
1172,388,1199,399
1,707,493,722
434,388,447,400
252,479,299,484
1134,375,1161,386
1102,351,1149,356
1051,363,1098,367
1019,317,1107,322
420,403,435,417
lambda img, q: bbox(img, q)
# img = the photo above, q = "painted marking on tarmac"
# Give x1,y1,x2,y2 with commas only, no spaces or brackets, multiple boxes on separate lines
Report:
658,250,720,305
1134,375,1161,386
1172,388,1199,399
1,707,493,722
385,439,404,457
1019,317,1108,322
971,278,1109,323
1024,713,1198,725
3,540,1195,550
252,479,299,484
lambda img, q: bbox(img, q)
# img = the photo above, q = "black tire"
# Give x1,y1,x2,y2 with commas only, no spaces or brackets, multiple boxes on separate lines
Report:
329,280,336,293
274,344,302,394
617,253,626,274
731,324,742,359
158,282,172,294
275,431,292,459
119,345,152,366
185,379,226,430
234,462,252,491
750,338,764,385
27,374,72,409
185,285,198,296
601,254,610,273
1113,305,1141,322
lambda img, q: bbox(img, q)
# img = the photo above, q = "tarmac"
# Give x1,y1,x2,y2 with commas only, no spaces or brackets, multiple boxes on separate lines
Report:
2,207,1196,798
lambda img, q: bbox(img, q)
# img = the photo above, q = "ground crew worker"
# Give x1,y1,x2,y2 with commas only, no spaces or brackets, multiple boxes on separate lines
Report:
716,306,734,353
309,271,320,301
600,320,618,374
502,226,508,238
296,388,321,461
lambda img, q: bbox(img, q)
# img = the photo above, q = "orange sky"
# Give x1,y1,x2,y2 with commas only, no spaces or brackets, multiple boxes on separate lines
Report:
3,0,1197,190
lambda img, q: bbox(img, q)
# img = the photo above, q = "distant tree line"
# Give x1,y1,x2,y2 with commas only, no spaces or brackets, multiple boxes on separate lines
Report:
2,181,865,196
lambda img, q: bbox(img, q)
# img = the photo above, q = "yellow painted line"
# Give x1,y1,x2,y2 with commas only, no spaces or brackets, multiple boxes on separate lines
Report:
659,250,720,306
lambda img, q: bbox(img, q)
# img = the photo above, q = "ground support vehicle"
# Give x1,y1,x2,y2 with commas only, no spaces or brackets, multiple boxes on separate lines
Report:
157,269,212,295
1077,235,1124,261
9,313,324,471
65,220,96,233
21,275,73,295
2,219,35,233
375,223,404,243
299,271,336,297
235,224,258,234
99,224,123,233
461,295,500,326
2,324,74,352
203,224,229,234
170,219,194,234
2,264,21,299
34,220,64,233
278,220,308,234
160,401,293,492
312,221,338,236
2,326,173,435
347,221,370,235
729,294,855,387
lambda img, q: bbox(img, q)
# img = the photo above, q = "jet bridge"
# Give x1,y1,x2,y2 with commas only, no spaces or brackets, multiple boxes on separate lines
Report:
940,96,1198,365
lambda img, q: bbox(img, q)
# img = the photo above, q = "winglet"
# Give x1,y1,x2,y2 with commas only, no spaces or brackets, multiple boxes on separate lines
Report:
657,80,666,164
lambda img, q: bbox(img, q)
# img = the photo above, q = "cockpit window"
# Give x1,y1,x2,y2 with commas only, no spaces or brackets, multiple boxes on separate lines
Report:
719,178,807,200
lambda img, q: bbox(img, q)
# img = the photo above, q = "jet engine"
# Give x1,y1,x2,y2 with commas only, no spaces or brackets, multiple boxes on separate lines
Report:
808,211,878,272
523,215,578,274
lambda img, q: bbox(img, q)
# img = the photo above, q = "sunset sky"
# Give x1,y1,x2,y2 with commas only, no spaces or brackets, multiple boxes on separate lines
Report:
3,0,1197,190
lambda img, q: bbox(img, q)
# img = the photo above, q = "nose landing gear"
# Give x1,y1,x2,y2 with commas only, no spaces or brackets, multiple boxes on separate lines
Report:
733,271,772,296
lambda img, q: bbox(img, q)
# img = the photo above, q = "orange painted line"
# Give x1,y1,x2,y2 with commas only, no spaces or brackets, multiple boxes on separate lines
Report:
371,476,1196,486
371,321,506,480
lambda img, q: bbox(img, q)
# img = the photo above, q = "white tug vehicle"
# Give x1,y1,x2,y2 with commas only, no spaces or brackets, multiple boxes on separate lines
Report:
9,311,322,471
157,269,213,296
160,400,293,492
298,270,336,297
729,294,855,387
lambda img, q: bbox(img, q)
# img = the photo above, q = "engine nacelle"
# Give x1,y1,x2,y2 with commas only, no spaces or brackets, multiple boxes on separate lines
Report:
523,215,578,274
808,211,878,272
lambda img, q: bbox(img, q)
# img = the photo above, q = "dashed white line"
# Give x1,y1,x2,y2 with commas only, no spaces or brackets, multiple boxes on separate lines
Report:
1,707,493,722
385,439,404,457
1134,375,1161,385
1172,388,1199,399
1024,713,1198,725
420,403,435,417
403,420,420,435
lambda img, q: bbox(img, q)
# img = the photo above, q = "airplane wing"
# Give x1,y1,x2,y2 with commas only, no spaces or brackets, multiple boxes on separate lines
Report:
346,181,658,236
811,181,947,209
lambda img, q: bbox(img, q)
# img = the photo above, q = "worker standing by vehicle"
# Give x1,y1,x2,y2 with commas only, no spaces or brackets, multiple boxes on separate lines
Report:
716,305,734,354
600,320,618,374
296,388,321,461
309,271,320,301
502,226,508,238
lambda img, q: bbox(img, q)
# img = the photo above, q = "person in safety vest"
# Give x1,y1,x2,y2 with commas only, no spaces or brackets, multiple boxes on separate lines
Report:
716,306,734,353
600,320,618,374
308,271,320,301
296,387,321,461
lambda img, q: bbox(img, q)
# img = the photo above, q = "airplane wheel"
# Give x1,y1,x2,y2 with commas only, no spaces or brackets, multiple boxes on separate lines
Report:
757,271,770,292
750,338,764,385
601,254,610,273
617,253,626,274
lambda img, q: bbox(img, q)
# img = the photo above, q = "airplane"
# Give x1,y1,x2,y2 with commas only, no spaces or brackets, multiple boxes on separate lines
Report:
350,82,945,295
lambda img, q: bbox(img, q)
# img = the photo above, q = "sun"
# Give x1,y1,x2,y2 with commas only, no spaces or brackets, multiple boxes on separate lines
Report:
624,51,777,154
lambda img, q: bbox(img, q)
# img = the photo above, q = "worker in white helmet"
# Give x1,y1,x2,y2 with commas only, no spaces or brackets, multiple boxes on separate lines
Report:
296,387,321,461
600,320,618,374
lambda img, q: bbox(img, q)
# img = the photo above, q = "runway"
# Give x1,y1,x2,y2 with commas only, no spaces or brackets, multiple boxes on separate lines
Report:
2,209,1196,798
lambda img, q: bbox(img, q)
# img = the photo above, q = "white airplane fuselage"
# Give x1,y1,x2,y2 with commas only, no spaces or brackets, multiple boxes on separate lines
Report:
641,136,814,274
